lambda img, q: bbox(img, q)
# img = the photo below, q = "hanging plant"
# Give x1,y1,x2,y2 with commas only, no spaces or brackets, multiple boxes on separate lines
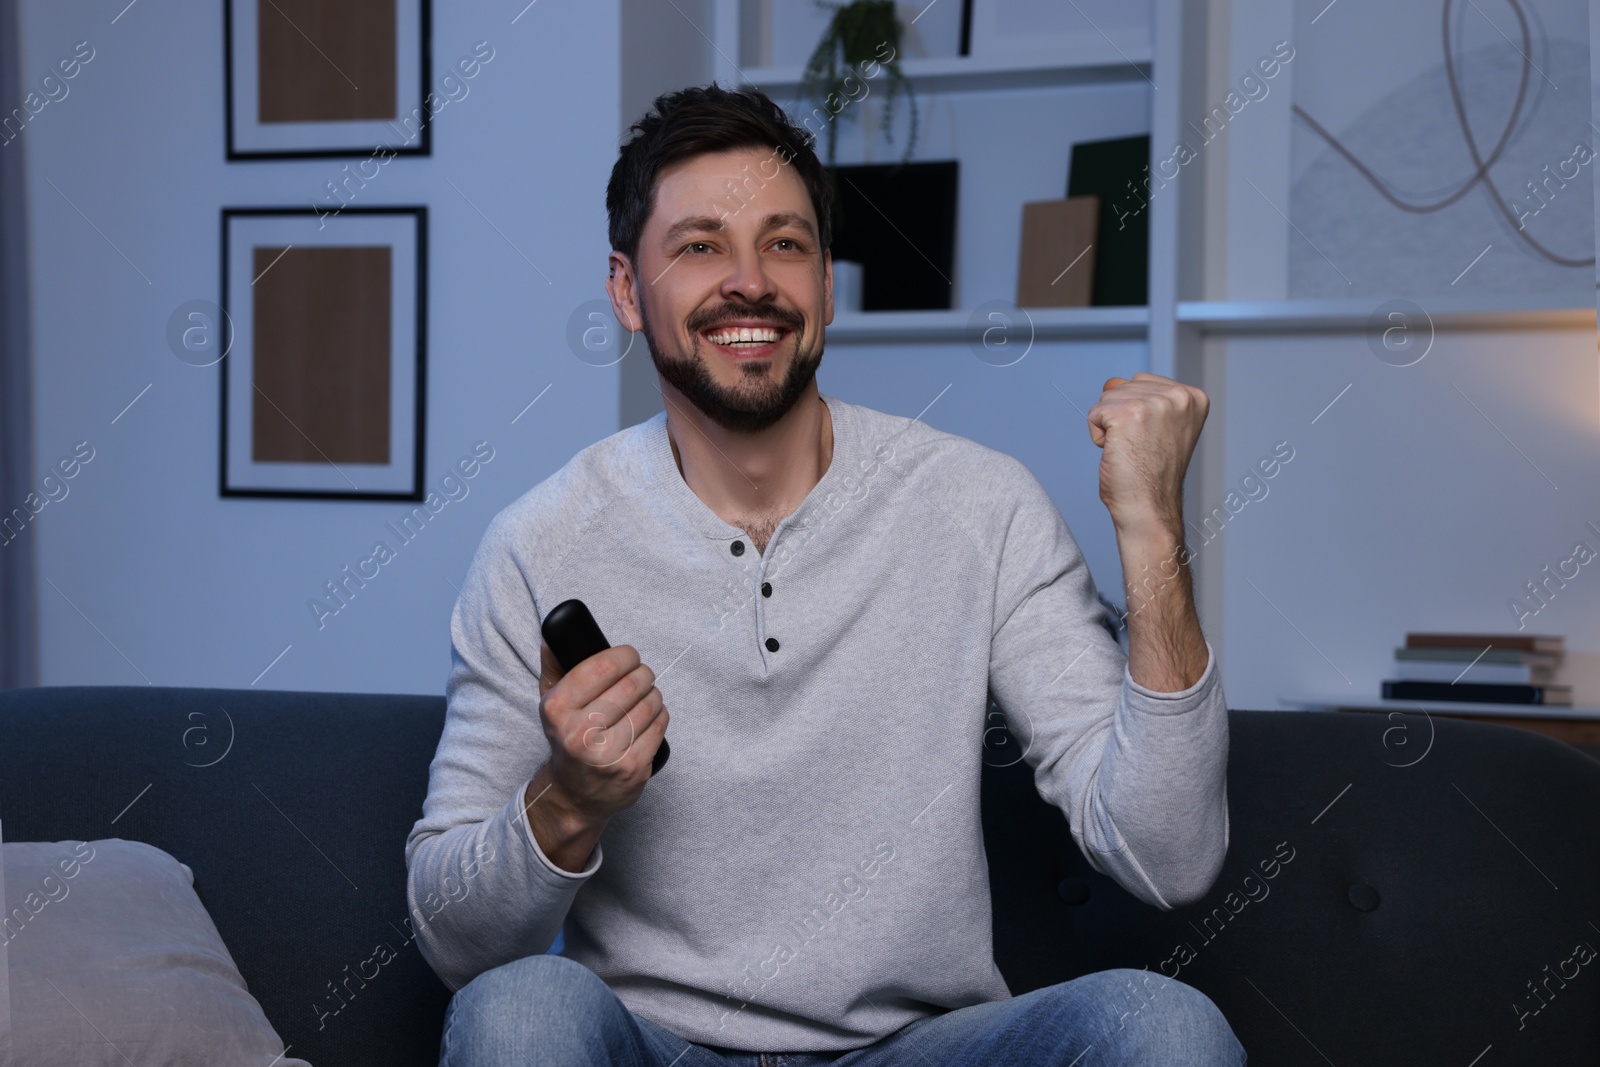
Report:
797,0,920,175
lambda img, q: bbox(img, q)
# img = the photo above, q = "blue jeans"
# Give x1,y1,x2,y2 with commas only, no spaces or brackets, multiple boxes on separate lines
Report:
439,954,1247,1066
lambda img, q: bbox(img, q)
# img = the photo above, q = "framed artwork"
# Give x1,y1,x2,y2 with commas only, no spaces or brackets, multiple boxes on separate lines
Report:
225,0,431,160
966,0,1150,65
1287,0,1592,300
220,207,427,501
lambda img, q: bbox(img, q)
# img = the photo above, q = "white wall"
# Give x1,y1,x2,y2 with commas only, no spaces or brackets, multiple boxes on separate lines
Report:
19,0,622,694
1214,325,1600,709
1196,0,1600,709
617,0,712,429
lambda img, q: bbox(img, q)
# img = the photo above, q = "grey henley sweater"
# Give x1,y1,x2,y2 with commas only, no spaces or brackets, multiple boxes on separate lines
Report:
404,392,1231,1052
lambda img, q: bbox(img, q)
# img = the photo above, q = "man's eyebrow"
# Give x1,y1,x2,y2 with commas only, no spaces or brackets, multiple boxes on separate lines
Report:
658,211,819,249
759,212,817,241
660,215,727,248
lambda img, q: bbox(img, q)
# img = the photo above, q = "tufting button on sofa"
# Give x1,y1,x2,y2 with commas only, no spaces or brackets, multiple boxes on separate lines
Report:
1057,877,1090,905
1347,882,1381,912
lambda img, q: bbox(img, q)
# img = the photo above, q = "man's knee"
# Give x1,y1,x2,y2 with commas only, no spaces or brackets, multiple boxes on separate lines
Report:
1053,969,1245,1064
443,954,623,1063
458,952,609,1005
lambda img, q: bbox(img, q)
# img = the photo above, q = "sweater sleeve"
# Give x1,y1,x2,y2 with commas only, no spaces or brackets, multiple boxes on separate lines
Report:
404,513,603,991
986,461,1230,910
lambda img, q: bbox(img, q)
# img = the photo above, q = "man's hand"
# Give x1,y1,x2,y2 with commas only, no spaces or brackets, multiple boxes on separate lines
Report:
1086,372,1209,538
1086,372,1212,693
522,641,668,872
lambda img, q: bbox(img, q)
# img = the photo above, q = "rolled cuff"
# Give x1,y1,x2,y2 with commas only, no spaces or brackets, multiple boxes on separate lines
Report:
1123,641,1218,707
516,778,603,880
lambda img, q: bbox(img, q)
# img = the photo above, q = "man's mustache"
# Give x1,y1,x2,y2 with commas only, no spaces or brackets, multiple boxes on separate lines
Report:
685,304,805,334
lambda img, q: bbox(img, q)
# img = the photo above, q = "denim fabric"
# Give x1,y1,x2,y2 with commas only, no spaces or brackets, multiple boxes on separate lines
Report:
439,954,1246,1066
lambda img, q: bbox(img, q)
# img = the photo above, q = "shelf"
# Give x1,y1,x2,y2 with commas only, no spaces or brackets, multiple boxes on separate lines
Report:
824,306,1148,343
1280,696,1599,722
737,48,1154,97
1176,298,1596,334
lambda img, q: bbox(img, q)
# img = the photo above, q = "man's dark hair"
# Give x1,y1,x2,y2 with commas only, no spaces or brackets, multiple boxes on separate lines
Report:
606,84,832,266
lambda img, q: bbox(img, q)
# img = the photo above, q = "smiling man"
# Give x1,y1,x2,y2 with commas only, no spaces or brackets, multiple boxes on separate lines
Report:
405,85,1244,1066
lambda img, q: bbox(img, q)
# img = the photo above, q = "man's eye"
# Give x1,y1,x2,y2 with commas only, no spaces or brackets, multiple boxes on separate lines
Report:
773,239,801,251
686,241,714,254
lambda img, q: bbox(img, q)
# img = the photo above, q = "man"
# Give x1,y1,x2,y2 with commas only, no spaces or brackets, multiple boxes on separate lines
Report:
405,84,1244,1066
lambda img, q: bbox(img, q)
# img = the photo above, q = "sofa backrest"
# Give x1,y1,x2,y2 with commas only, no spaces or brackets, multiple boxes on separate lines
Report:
982,707,1600,1066
2,687,1597,1066
0,685,452,1066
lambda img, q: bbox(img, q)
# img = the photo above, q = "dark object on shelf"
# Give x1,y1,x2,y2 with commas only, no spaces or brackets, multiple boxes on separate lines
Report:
958,0,974,55
1381,680,1572,706
1067,134,1150,306
830,161,958,311
1016,197,1098,308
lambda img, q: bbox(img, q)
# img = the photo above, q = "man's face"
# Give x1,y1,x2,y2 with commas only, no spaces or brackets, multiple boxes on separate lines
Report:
610,146,833,435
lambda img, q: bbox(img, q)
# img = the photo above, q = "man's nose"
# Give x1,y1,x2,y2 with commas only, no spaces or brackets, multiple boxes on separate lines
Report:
720,244,776,302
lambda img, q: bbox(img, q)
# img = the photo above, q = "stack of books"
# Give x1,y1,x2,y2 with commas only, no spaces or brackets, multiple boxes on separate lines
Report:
1382,633,1570,706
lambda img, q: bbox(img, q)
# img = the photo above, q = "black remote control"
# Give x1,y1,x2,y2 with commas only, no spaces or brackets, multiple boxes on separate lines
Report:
540,599,669,775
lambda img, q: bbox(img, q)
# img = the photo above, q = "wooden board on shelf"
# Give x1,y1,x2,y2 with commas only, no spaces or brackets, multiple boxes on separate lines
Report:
1016,197,1098,309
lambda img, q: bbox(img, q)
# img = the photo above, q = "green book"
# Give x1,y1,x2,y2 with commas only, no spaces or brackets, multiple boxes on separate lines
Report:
1067,134,1150,307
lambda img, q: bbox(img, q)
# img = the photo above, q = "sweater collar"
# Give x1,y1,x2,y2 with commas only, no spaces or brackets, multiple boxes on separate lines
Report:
645,392,859,542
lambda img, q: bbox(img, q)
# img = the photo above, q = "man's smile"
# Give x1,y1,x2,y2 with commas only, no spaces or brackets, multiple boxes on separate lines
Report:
697,319,794,358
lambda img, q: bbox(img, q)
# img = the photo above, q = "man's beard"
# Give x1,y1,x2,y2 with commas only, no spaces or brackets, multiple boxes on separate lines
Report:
639,299,823,435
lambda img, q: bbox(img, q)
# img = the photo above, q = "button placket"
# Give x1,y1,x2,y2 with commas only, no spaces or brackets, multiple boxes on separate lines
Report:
727,538,774,660
746,536,776,659
757,560,777,656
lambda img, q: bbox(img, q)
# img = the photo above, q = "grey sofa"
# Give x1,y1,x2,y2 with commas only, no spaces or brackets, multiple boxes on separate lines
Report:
0,684,1596,1064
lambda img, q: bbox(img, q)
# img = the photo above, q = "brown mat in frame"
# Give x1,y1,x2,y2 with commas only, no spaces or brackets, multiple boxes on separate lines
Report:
251,245,393,466
257,0,398,124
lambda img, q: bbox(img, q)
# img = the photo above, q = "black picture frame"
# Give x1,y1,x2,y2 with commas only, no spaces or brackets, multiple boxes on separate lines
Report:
830,161,959,311
224,0,433,161
219,206,428,501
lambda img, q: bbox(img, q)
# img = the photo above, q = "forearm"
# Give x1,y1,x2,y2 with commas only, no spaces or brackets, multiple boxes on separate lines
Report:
524,763,608,874
1114,519,1209,693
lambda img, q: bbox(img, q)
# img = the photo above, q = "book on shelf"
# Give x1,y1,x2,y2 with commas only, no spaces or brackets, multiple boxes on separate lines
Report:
1393,646,1561,668
1391,660,1555,686
1066,134,1149,307
1404,632,1564,654
1380,680,1573,706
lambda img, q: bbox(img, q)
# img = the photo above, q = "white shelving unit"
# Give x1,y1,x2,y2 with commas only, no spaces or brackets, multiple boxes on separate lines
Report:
824,305,1149,344
1176,298,1596,334
736,50,1155,95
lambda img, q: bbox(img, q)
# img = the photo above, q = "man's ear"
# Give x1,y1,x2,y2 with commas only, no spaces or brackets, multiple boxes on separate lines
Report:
607,250,642,332
822,248,835,327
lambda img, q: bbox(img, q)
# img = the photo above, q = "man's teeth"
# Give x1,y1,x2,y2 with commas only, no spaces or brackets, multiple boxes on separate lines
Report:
706,326,782,346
